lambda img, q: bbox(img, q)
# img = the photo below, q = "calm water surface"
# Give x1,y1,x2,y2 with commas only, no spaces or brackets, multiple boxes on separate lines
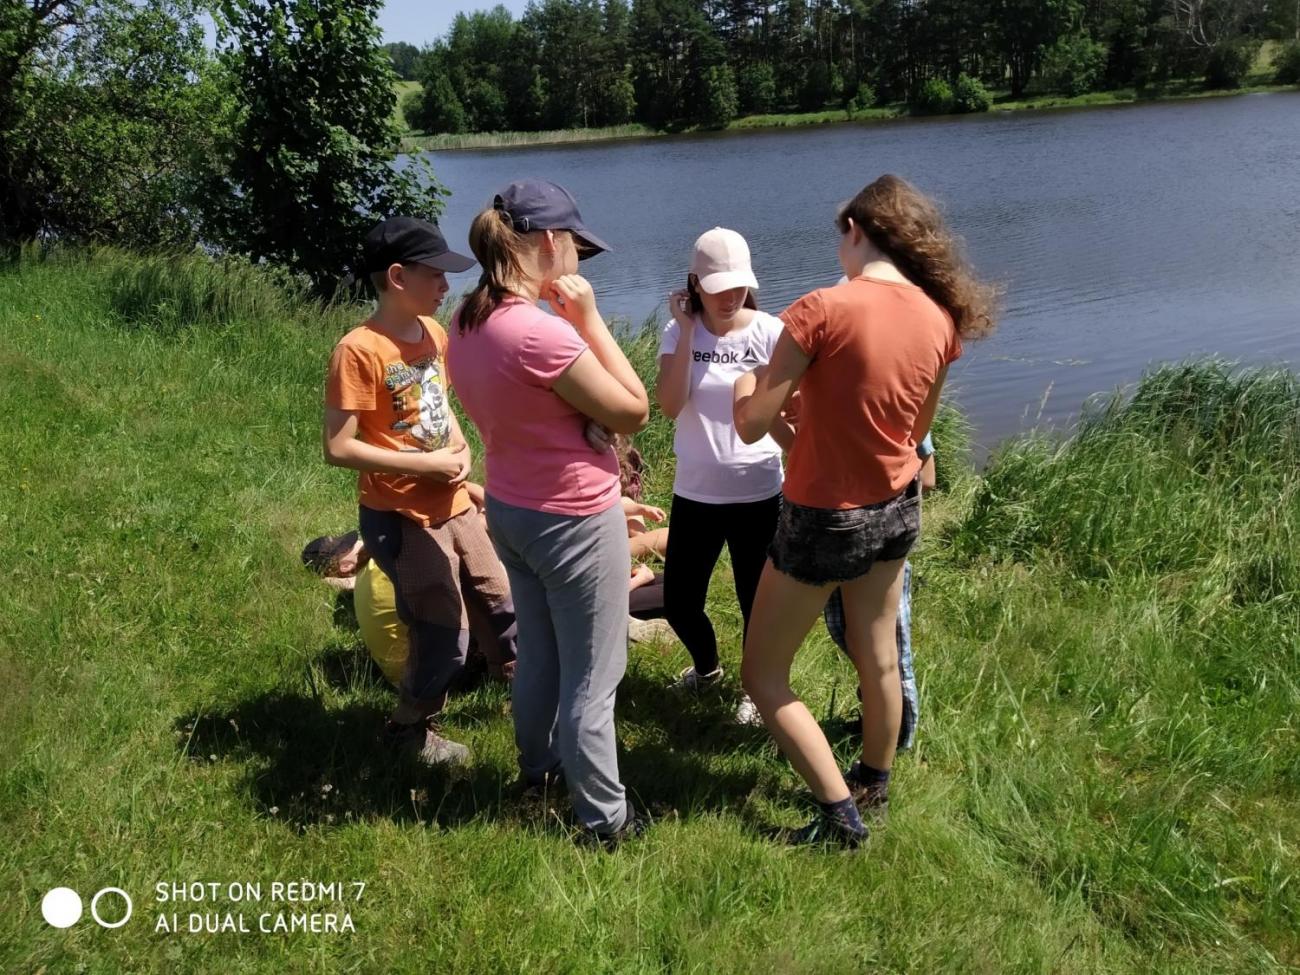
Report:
419,93,1300,457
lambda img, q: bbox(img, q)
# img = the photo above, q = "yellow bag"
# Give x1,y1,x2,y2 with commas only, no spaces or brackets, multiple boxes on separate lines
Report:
353,561,408,686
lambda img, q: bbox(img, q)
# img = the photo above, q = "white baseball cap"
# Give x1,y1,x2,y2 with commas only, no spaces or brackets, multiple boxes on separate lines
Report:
690,227,759,294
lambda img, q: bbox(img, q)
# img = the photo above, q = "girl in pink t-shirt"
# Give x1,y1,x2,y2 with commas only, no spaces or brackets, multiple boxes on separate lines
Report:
447,179,650,847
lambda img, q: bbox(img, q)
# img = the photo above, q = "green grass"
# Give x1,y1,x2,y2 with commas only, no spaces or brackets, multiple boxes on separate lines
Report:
2,250,1297,972
392,80,420,133
400,124,657,153
728,106,903,129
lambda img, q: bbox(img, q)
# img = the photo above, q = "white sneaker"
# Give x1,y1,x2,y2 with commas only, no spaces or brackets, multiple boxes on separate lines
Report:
670,665,724,692
627,617,674,645
734,693,763,727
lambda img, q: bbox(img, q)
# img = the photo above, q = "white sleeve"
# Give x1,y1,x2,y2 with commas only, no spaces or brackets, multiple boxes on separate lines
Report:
659,318,680,357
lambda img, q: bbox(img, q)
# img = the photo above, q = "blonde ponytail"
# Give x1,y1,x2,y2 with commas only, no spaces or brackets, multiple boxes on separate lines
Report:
457,206,529,333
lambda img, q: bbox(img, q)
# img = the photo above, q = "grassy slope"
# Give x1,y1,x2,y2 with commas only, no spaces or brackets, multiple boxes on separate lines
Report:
1,252,1296,973
392,80,421,133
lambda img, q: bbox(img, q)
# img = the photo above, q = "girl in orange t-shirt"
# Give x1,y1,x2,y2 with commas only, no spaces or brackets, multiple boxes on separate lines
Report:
732,175,997,847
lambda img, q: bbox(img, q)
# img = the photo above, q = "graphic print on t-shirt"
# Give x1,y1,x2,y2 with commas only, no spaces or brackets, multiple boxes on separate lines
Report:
659,311,786,504
384,355,451,450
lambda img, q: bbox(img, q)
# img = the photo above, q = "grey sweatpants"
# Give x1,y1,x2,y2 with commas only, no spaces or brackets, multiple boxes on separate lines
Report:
486,496,629,833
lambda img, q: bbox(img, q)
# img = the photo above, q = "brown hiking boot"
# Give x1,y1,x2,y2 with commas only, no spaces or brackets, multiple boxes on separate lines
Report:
383,716,471,767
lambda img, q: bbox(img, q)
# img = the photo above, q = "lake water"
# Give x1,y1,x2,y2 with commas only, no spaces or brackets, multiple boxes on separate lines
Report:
419,92,1300,457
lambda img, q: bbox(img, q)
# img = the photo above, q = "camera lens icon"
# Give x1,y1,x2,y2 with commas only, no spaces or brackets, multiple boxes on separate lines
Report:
41,887,133,929
91,887,133,928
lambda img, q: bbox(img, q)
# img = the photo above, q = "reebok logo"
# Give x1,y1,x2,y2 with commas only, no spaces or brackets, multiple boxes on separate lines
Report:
693,349,740,364
694,347,761,365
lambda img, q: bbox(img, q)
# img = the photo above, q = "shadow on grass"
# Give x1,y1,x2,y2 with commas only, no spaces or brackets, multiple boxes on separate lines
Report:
173,637,865,836
174,691,525,833
313,641,387,694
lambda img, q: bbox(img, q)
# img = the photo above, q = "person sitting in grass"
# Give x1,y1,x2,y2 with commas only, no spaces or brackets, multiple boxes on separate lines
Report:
655,228,793,725
733,175,996,847
303,470,666,684
823,434,936,754
323,216,517,768
612,434,672,641
302,525,516,687
615,434,669,562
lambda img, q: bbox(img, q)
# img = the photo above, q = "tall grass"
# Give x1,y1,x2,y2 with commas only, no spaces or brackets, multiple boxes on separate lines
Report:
953,361,1300,604
2,250,1297,973
401,124,655,152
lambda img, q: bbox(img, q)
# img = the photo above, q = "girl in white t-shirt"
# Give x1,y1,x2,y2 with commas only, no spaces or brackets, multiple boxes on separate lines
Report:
656,228,792,715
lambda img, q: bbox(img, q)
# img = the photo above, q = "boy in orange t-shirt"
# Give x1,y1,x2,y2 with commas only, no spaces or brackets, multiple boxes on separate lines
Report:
324,217,516,766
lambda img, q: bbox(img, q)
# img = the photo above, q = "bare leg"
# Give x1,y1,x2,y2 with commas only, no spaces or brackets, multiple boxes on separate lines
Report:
838,558,908,772
740,560,848,803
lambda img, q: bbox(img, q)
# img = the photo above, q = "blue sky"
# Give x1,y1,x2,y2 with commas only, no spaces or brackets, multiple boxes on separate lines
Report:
383,1,532,46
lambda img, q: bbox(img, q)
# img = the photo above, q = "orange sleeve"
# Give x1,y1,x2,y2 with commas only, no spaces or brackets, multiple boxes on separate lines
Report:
326,339,378,411
944,326,963,366
779,290,826,359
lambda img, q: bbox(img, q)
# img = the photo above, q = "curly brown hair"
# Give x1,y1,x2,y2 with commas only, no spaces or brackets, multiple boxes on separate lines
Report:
613,434,644,501
837,175,998,339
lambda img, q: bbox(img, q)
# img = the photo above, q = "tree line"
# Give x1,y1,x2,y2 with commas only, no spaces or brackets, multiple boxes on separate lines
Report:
402,0,1300,133
3,0,1297,293
1,0,442,295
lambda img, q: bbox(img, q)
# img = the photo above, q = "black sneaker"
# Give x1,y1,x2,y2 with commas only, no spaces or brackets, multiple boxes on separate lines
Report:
577,801,650,851
516,767,566,802
781,812,867,849
382,716,471,767
844,761,890,821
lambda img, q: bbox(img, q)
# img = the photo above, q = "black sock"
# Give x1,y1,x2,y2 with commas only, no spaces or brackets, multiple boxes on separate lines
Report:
851,762,891,793
818,796,866,835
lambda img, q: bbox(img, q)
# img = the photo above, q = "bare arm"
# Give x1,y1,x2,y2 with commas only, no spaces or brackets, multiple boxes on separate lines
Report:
323,407,470,483
733,330,812,445
910,364,949,459
622,497,666,524
553,351,650,434
919,453,936,492
448,409,468,450
547,274,649,434
655,290,695,419
465,480,486,511
768,415,796,451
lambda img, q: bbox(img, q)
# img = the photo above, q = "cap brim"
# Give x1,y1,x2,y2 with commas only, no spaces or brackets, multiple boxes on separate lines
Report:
572,228,612,260
698,269,759,294
416,250,477,273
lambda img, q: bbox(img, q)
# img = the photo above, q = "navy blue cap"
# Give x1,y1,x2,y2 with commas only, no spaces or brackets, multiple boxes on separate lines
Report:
362,216,475,275
493,179,611,259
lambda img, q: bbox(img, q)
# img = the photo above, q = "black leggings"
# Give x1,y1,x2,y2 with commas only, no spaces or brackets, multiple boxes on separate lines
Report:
663,493,781,675
629,572,665,620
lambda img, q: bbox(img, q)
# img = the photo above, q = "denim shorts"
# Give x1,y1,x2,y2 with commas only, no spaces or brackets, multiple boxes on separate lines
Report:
769,478,921,586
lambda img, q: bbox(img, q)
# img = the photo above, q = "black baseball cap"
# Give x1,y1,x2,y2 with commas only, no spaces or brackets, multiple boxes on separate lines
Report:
361,216,476,275
494,179,611,259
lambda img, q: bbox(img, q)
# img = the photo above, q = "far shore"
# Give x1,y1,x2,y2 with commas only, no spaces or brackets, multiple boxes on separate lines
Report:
398,82,1298,154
